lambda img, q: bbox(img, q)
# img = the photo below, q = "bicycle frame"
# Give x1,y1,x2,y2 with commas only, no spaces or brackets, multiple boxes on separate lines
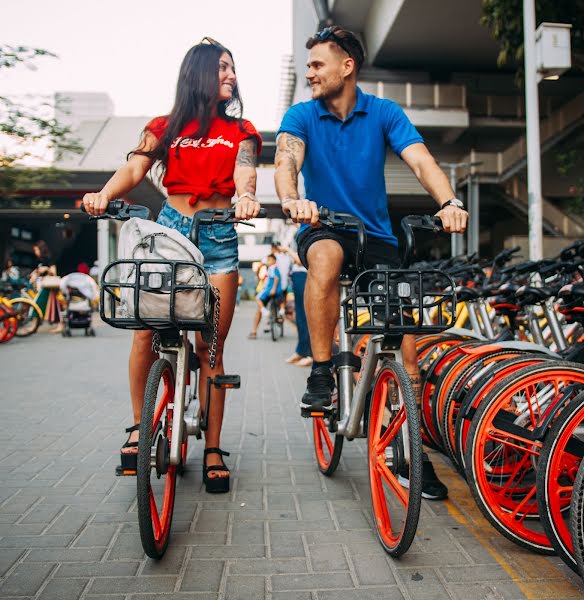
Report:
335,282,404,443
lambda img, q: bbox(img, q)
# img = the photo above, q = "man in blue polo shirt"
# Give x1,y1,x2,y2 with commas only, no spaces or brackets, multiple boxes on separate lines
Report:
274,26,467,500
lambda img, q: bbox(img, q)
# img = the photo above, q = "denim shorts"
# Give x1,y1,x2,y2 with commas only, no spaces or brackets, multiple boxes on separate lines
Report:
156,201,239,274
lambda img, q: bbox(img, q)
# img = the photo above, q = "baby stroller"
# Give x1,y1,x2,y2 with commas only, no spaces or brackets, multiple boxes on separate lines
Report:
59,272,98,337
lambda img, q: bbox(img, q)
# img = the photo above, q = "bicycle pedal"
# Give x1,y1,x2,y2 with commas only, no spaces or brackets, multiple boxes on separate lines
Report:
115,465,137,476
212,374,241,389
300,404,334,419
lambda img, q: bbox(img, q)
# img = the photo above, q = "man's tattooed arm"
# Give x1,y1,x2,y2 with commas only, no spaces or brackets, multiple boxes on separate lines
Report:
274,133,305,203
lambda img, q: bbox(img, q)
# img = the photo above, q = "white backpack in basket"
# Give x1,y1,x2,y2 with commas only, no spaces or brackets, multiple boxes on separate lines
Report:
116,218,206,322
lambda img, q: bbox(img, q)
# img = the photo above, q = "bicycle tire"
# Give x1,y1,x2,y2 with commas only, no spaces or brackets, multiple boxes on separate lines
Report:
367,360,422,557
454,355,552,477
569,459,584,578
137,358,177,559
313,418,344,476
0,304,17,342
9,298,41,337
536,391,584,573
269,300,278,342
465,362,584,554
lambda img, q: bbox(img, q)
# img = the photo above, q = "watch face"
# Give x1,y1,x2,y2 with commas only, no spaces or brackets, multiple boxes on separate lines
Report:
448,199,464,208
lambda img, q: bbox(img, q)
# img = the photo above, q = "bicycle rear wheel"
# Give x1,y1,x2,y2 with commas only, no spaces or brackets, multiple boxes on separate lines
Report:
570,460,584,577
367,360,422,557
536,391,584,572
137,358,177,559
9,298,41,337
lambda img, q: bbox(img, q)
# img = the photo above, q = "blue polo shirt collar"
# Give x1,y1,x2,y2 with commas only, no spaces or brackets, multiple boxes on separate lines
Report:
315,86,368,120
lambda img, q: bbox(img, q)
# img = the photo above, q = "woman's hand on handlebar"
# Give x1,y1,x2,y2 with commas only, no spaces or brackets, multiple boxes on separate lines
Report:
82,192,110,216
435,205,468,234
282,198,320,226
233,197,262,221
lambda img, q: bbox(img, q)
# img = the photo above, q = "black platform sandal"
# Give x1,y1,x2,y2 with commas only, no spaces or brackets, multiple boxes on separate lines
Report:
115,424,140,477
203,448,230,494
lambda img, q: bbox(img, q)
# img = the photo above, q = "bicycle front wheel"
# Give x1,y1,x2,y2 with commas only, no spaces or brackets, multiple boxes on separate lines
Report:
367,360,422,557
9,298,42,337
269,300,279,342
137,359,177,559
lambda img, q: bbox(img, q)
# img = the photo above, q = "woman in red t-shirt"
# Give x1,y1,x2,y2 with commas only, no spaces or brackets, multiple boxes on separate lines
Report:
83,38,262,493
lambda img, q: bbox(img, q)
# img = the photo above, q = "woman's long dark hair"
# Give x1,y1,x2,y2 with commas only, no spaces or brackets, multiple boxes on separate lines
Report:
133,42,244,174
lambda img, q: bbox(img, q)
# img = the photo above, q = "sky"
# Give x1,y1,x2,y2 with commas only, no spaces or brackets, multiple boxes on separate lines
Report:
0,0,293,131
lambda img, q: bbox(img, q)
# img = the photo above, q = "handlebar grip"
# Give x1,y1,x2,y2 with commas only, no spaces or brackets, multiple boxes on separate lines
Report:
257,208,267,218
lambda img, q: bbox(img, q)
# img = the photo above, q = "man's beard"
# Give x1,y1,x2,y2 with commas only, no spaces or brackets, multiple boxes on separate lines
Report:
312,78,344,101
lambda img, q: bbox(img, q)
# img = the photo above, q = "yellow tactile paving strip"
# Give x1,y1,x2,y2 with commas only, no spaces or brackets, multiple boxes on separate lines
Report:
431,451,584,599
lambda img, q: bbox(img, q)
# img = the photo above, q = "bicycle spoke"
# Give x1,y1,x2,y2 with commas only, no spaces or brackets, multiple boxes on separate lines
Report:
377,461,408,508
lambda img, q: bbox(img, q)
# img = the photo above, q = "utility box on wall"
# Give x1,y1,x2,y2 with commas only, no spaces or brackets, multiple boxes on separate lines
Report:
535,22,572,79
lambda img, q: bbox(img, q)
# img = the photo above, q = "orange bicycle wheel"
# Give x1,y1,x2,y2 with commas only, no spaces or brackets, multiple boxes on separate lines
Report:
137,359,177,559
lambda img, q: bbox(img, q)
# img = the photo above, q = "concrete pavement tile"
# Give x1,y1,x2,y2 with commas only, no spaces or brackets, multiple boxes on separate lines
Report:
229,558,308,575
0,548,24,577
270,572,354,591
190,545,267,559
140,545,188,575
224,575,265,600
88,576,178,594
269,531,306,558
179,559,224,592
37,577,89,600
55,561,141,577
318,590,405,600
0,562,55,596
24,547,107,562
352,555,395,585
0,534,75,548
308,544,348,572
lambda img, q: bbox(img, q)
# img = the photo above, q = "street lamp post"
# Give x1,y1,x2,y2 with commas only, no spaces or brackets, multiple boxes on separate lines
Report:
523,0,543,261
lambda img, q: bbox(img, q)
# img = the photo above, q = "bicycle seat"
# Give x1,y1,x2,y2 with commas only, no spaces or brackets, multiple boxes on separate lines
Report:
515,285,555,304
456,286,481,302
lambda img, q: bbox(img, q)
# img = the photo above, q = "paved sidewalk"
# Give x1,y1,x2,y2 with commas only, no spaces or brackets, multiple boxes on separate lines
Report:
1,302,583,599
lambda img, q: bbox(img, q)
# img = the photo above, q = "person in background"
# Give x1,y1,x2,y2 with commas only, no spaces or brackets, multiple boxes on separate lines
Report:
282,243,312,367
249,253,282,339
29,240,57,286
1,258,20,282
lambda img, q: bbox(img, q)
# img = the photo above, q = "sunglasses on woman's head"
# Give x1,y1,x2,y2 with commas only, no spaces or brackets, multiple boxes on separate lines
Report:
199,36,226,49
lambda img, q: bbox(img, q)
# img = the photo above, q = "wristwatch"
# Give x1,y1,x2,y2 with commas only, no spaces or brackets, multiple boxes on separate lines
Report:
441,198,464,209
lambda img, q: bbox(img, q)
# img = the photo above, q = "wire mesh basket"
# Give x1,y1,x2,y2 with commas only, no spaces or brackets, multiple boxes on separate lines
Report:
100,259,213,331
342,268,457,335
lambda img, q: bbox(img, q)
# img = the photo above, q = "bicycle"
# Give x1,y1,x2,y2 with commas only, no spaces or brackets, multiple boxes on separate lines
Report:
85,200,265,559
266,293,284,341
307,209,456,557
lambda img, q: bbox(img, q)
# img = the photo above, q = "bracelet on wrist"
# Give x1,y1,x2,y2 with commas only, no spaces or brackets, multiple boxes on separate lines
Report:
237,192,258,202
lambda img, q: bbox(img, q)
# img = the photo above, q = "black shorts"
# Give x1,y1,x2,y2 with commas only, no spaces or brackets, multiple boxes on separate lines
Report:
297,225,401,270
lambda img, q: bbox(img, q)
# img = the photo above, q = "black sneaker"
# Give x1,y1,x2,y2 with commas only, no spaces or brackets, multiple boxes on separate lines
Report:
421,453,448,500
397,453,448,501
300,365,335,414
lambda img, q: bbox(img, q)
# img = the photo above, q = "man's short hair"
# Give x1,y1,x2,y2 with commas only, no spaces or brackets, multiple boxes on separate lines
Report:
267,254,277,261
306,25,365,73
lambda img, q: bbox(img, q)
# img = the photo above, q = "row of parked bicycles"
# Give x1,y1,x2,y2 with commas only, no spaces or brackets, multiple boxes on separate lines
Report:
0,281,46,342
383,239,584,576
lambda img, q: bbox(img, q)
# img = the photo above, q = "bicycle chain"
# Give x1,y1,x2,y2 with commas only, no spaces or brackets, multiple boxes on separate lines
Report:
152,331,161,354
209,284,220,370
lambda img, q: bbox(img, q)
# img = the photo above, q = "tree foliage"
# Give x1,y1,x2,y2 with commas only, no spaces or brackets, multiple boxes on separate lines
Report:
480,0,584,69
0,45,83,197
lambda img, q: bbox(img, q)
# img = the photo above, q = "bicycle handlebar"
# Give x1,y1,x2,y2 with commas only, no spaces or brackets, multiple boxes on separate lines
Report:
80,200,153,221
191,207,266,246
317,207,367,271
81,202,266,246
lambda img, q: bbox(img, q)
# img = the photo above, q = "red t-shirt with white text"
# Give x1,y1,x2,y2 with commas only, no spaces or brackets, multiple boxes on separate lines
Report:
145,116,262,204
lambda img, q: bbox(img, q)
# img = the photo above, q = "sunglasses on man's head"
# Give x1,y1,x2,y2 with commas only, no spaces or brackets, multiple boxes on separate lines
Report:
314,27,351,56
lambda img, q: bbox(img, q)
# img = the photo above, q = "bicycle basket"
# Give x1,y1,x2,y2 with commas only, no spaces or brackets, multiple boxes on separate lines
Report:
342,268,456,334
100,259,213,330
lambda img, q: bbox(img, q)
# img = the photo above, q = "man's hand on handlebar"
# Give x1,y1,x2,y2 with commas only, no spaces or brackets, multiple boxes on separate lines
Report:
282,198,320,226
82,192,110,216
435,205,468,234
